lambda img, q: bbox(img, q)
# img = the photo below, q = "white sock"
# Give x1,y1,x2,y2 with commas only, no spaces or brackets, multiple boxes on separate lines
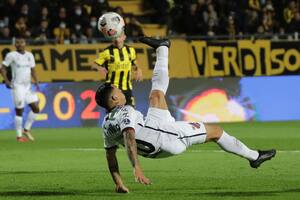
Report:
24,111,37,131
15,116,23,137
217,131,259,161
151,46,169,94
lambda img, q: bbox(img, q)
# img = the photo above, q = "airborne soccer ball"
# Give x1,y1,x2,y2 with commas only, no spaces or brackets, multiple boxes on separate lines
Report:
98,12,125,40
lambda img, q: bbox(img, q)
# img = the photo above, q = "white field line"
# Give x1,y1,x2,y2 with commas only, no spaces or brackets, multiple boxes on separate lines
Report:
55,148,300,153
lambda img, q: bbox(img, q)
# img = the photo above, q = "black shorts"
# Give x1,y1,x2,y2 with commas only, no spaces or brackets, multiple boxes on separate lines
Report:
122,89,135,107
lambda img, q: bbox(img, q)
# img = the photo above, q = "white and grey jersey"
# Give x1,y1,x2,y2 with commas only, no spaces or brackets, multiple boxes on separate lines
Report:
102,105,163,158
1,51,35,85
102,105,144,148
102,106,207,159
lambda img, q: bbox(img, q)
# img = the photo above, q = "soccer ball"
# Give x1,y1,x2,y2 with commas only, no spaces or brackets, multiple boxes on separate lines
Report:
98,12,125,40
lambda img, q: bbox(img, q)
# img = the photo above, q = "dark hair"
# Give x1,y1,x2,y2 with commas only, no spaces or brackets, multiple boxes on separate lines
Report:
95,83,114,110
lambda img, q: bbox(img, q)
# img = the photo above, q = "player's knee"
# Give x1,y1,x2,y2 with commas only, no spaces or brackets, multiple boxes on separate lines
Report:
205,124,223,142
15,108,23,116
32,106,40,113
167,143,186,155
149,90,163,104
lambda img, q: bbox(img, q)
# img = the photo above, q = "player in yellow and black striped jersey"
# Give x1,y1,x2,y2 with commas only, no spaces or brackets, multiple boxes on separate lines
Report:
92,32,143,107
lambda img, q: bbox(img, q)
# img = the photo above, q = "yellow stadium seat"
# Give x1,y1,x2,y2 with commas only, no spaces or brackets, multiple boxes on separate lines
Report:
141,24,167,37
108,0,144,16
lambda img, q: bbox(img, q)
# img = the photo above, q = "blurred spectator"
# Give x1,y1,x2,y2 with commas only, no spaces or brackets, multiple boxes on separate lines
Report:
32,19,51,43
0,27,11,40
70,3,89,31
226,15,237,39
283,1,297,25
261,4,276,34
13,17,31,38
244,9,260,34
89,16,103,38
52,7,70,30
288,12,300,33
39,7,50,22
183,3,203,36
4,0,18,30
0,16,9,30
91,0,110,17
84,26,98,43
0,0,298,41
53,23,70,44
114,6,125,17
124,14,144,38
204,3,219,28
248,0,261,11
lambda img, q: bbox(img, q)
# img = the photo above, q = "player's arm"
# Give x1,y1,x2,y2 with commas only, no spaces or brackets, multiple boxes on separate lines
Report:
0,64,12,88
130,47,143,81
105,146,129,193
31,68,39,89
91,62,108,76
132,64,143,81
92,50,109,76
123,127,151,185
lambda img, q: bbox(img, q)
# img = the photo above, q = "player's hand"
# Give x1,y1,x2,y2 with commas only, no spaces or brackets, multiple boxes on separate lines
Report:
133,168,151,185
5,80,12,89
98,67,108,75
91,65,108,75
35,83,40,91
115,184,129,193
133,68,143,81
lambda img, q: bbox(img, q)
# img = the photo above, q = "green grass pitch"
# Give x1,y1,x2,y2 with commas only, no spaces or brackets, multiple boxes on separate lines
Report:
0,121,300,200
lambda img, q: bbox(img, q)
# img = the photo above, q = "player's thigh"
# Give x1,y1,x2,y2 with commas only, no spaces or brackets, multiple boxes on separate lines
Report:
25,89,39,110
160,137,187,156
161,121,207,147
149,90,168,110
12,86,26,109
145,107,175,128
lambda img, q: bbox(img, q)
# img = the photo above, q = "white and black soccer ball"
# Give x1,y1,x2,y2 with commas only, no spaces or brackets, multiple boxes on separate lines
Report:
98,12,125,40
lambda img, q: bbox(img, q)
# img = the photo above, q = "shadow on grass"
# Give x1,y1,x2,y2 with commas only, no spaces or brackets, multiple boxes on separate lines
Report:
202,188,300,197
0,190,115,197
1,188,299,197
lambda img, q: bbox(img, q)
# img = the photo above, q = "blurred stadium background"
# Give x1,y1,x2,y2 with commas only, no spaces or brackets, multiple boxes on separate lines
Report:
0,0,300,199
0,0,299,128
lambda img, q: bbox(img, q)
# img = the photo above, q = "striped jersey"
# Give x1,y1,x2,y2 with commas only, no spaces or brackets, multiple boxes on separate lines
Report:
94,45,137,91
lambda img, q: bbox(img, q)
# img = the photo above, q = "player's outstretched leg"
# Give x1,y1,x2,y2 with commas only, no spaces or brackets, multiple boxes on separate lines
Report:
205,124,276,168
15,108,28,142
139,37,170,109
139,37,170,49
23,103,39,141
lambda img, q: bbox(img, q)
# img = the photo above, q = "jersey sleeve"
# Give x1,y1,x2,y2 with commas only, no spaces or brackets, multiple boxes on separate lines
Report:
94,49,110,66
103,131,118,149
119,106,137,132
29,53,36,68
2,53,13,67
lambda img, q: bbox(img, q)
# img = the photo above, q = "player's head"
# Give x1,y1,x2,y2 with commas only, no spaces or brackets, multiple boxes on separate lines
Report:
15,37,26,52
95,83,126,111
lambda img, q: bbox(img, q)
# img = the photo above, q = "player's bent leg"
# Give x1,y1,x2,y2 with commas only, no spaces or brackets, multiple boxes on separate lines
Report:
29,102,40,113
149,90,168,110
203,123,223,142
15,108,28,142
204,123,276,168
139,37,170,110
205,123,259,160
23,102,39,141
